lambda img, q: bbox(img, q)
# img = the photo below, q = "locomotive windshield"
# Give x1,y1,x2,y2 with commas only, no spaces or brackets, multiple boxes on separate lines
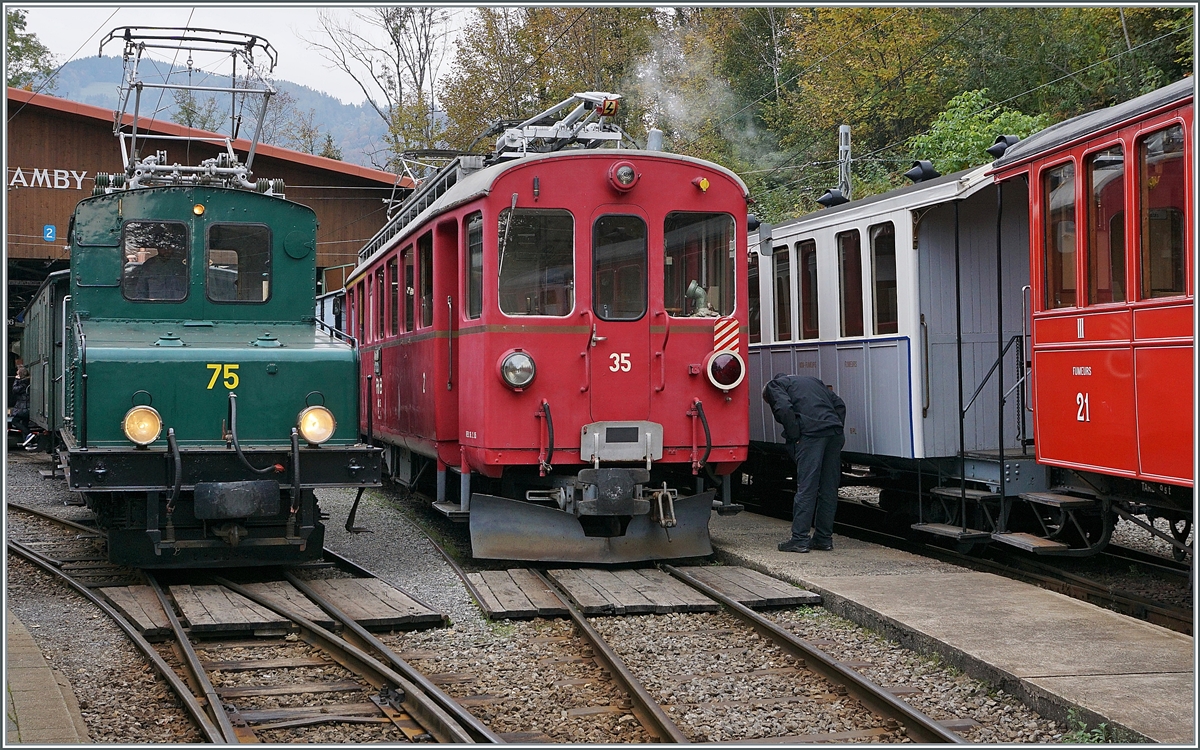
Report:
497,208,574,317
664,212,735,317
593,215,647,321
206,224,272,303
122,221,189,302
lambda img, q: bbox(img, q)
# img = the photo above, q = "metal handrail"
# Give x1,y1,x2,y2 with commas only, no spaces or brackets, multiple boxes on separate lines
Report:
963,334,1026,415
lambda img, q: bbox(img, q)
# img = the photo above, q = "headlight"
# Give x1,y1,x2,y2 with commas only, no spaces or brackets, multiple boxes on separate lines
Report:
608,160,639,191
499,350,536,389
297,405,336,445
705,350,746,390
122,406,162,446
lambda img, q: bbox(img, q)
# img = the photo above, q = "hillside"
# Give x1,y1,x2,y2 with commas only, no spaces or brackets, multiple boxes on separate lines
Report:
50,57,389,168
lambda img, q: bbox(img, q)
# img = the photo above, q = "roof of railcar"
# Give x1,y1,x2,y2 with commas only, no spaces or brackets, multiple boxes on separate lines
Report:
762,164,993,240
347,149,749,284
990,77,1194,174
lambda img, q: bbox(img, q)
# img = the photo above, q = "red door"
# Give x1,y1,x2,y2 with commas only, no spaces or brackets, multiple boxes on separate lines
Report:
589,211,651,421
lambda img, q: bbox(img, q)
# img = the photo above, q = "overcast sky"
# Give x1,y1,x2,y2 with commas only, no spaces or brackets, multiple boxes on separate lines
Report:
19,3,473,106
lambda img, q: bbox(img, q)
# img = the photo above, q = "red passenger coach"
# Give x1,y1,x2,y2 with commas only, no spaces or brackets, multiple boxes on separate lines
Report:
344,93,750,562
991,78,1193,533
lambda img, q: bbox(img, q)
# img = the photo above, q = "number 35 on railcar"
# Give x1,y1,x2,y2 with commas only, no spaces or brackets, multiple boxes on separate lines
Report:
344,93,749,563
19,28,382,568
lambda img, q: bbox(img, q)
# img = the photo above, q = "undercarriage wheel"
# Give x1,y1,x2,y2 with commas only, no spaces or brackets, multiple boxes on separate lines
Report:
1170,518,1192,563
1038,506,1113,557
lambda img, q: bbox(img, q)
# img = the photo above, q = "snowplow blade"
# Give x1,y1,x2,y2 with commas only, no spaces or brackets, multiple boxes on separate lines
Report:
468,490,715,563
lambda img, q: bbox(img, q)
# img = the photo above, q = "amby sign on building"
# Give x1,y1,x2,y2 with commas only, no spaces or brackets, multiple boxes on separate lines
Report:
9,167,89,190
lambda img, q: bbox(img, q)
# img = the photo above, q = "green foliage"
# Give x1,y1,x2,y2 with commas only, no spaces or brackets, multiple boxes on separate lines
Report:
906,89,1053,174
319,133,343,161
1060,709,1110,743
170,90,226,132
6,9,55,91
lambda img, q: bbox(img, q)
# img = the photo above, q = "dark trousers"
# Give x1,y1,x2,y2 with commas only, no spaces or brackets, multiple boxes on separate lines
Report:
787,432,845,544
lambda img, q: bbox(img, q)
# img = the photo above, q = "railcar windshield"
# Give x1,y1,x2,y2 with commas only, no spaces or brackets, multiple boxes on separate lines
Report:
593,215,647,321
663,212,735,317
497,208,575,316
121,221,189,301
206,224,271,302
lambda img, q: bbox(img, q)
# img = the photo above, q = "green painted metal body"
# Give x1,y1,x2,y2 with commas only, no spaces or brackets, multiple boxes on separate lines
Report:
64,187,359,448
22,184,380,568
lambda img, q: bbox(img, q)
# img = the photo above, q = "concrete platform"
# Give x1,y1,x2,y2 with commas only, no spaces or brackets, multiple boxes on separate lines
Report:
709,511,1195,745
5,609,90,744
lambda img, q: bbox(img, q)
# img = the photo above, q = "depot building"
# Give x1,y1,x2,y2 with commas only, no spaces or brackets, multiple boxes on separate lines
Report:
5,86,410,340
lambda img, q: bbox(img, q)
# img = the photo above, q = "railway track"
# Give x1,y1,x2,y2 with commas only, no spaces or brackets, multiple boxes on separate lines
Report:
831,504,1193,635
400,502,965,743
6,501,496,744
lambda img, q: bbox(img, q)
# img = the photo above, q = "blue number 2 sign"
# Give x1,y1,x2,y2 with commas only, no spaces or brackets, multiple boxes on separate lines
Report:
43,224,56,242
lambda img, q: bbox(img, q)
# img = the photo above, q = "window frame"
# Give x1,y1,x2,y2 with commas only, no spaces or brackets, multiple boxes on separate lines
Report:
798,239,819,340
204,222,273,305
496,207,576,318
1083,142,1126,307
1135,121,1188,301
1039,157,1079,310
592,213,648,322
120,219,191,303
465,211,483,320
837,229,864,338
869,221,898,335
772,244,792,342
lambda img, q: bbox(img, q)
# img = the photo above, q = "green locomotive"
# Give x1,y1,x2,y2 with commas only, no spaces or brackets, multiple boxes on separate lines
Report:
20,27,381,568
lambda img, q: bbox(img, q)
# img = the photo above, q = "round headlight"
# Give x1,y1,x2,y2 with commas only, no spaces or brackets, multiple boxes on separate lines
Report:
122,406,162,446
608,161,639,191
297,405,336,445
706,350,746,390
499,350,536,389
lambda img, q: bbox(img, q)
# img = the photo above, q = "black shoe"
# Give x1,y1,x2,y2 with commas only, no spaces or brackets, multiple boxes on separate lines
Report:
778,539,811,553
812,542,834,551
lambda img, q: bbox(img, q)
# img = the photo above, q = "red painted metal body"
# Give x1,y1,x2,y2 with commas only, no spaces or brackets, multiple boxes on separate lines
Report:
346,150,749,498
993,87,1193,488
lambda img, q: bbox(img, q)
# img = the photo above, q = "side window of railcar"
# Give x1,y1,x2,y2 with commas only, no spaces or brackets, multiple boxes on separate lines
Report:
1138,124,1186,299
799,240,819,339
122,221,189,302
403,248,414,333
1042,162,1077,309
593,215,646,321
870,223,897,334
748,261,760,344
375,268,386,339
496,208,574,316
387,257,399,334
466,212,483,319
206,224,271,303
419,232,434,327
837,230,864,337
663,212,735,317
773,246,791,341
1086,146,1125,305
366,279,374,343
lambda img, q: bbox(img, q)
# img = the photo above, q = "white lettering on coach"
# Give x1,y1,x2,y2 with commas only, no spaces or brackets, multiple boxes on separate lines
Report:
1072,366,1092,376
8,167,90,190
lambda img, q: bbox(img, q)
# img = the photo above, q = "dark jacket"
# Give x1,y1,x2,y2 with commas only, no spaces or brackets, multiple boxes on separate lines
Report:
10,376,30,417
763,374,846,442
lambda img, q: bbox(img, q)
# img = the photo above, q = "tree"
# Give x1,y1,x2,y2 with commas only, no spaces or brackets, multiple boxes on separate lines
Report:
171,89,225,132
319,133,343,160
906,89,1053,173
304,6,453,168
6,9,56,91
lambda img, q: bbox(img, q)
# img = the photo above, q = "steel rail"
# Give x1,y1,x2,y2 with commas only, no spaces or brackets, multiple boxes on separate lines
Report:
211,575,477,744
282,571,501,744
662,564,966,744
6,501,103,536
144,573,241,743
531,569,690,743
5,540,223,743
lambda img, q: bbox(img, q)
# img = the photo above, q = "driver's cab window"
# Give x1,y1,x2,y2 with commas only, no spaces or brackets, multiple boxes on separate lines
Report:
122,221,189,301
207,224,271,302
663,212,735,318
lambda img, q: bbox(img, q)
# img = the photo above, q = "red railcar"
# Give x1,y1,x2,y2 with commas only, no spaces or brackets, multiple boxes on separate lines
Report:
344,94,750,562
990,78,1193,549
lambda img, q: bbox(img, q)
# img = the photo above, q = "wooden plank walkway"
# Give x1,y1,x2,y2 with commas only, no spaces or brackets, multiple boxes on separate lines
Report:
169,584,292,635
546,568,718,616
302,577,445,630
241,580,335,630
675,566,821,608
465,569,568,619
98,585,172,639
